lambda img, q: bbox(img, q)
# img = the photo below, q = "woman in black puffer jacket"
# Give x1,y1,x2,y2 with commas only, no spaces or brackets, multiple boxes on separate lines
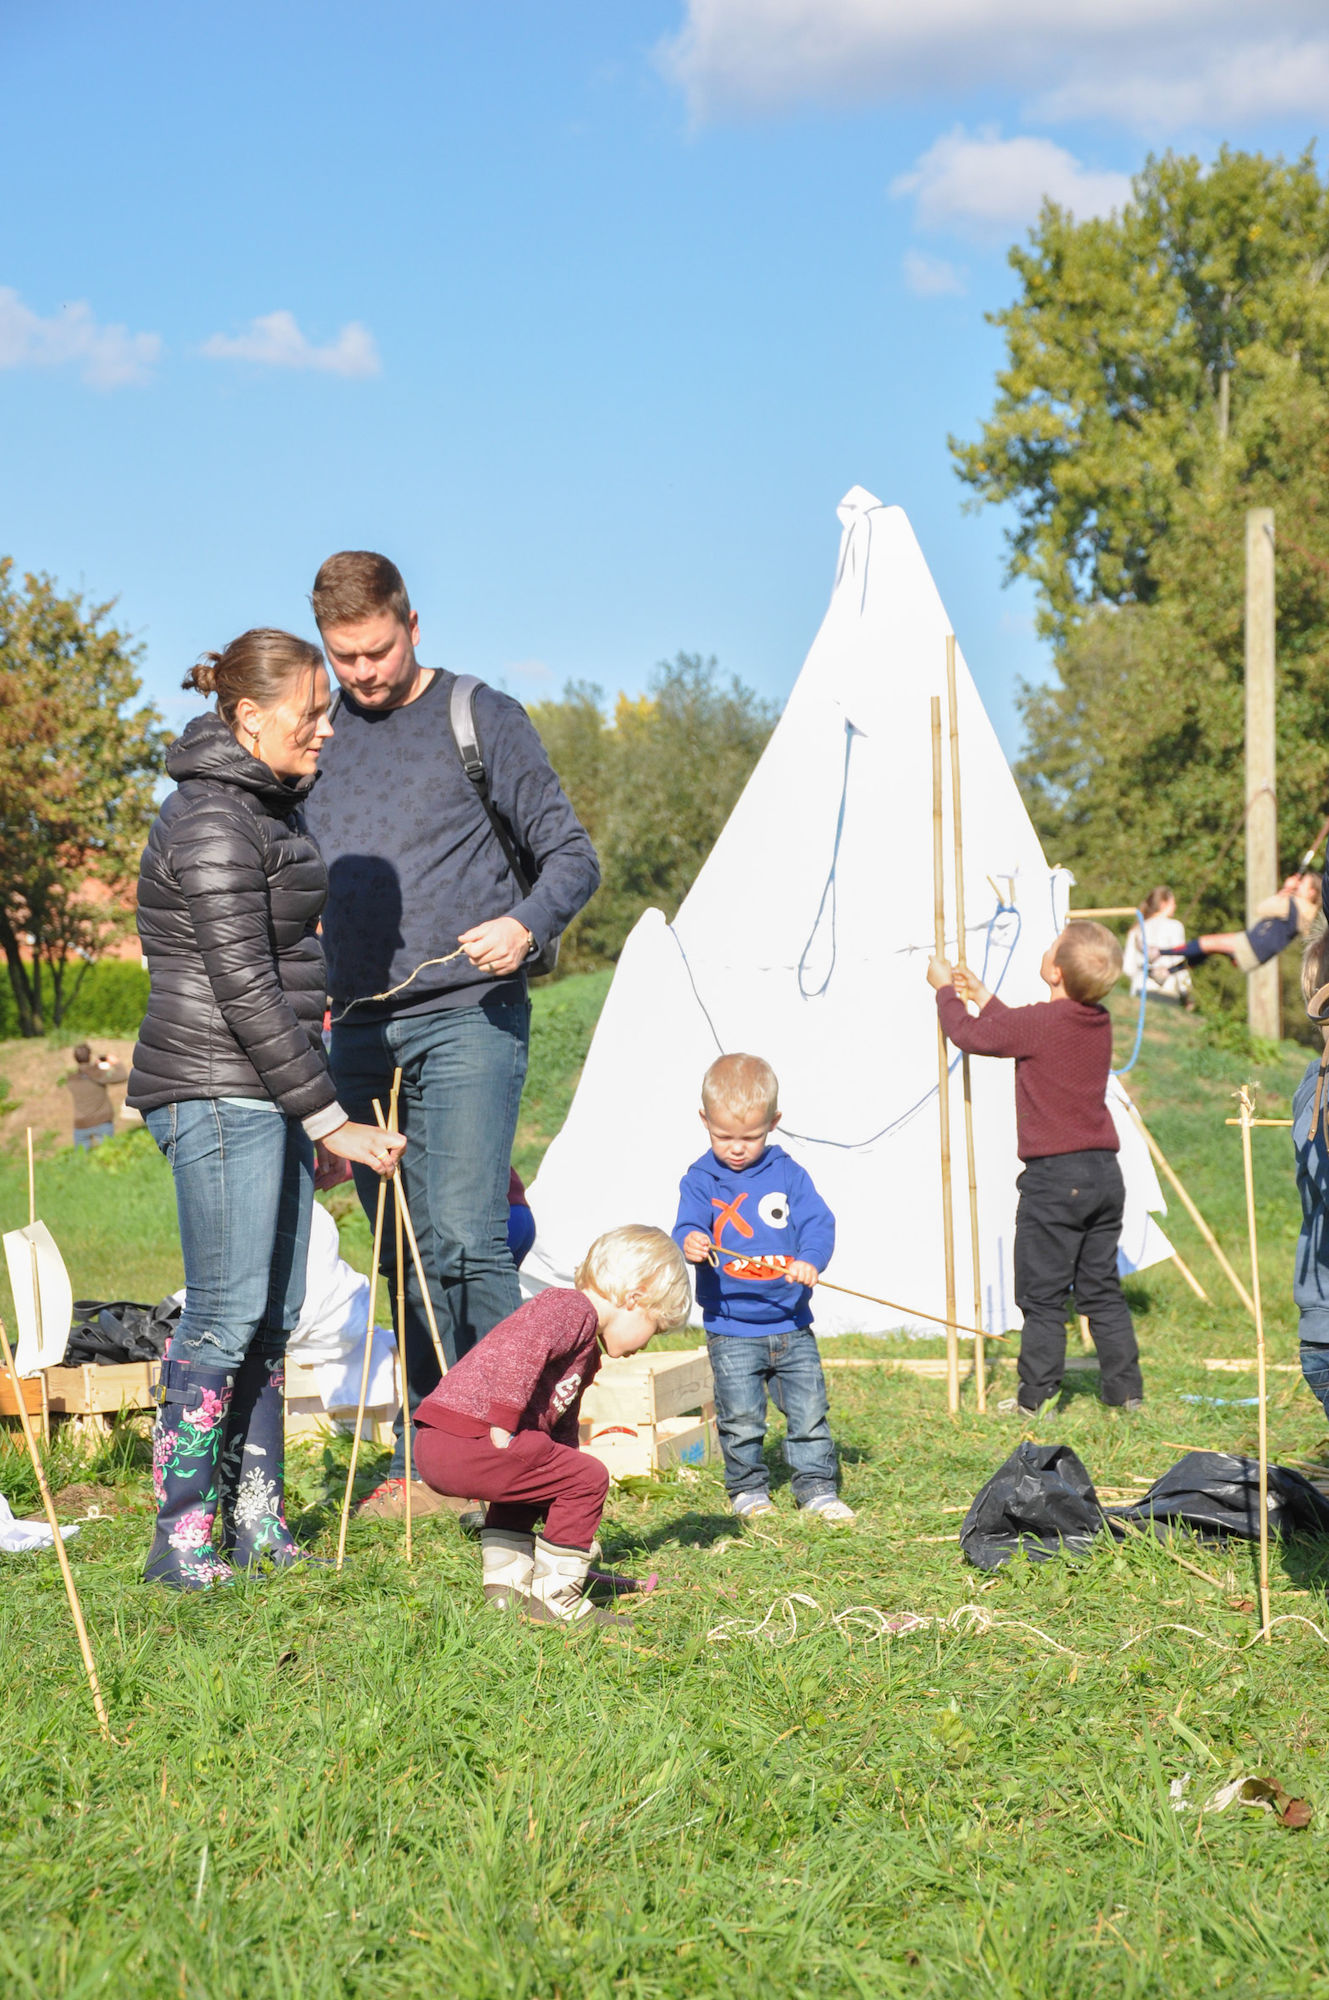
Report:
129,629,404,1589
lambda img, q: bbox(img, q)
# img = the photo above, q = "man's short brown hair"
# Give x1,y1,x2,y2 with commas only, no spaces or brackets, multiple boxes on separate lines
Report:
310,551,411,632
1055,921,1123,1004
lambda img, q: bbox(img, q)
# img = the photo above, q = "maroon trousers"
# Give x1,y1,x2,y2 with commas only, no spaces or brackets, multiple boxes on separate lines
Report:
413,1424,609,1549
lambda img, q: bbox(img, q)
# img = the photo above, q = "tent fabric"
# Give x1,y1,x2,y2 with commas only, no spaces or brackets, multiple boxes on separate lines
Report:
522,488,1171,1334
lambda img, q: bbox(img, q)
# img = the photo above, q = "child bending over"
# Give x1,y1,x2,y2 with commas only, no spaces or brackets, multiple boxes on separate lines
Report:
928,922,1144,1419
1290,920,1329,1422
673,1053,853,1523
412,1225,691,1623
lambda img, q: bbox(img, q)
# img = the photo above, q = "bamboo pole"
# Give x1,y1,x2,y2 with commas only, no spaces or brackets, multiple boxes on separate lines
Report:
931,696,959,1415
946,635,985,1412
26,1126,48,1438
1170,1251,1208,1302
372,1102,447,1377
335,1120,391,1573
0,1309,110,1740
1122,1099,1256,1318
26,1126,35,1226
1235,1086,1271,1640
388,1070,411,1564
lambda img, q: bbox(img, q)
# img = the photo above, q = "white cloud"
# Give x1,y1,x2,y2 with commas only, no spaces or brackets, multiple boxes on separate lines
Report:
893,129,1131,236
0,286,161,387
659,0,1329,131
901,249,966,296
200,310,380,378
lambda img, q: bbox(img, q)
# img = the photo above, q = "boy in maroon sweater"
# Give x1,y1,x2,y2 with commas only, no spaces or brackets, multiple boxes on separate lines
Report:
928,920,1144,1418
413,1225,692,1622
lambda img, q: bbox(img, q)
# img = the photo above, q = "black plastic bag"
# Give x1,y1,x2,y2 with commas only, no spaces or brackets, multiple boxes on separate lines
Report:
1108,1450,1329,1543
63,1297,180,1367
960,1442,1110,1570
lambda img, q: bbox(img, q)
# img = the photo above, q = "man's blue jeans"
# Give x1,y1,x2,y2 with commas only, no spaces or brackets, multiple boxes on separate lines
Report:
706,1327,838,1504
331,997,530,1477
145,1098,313,1368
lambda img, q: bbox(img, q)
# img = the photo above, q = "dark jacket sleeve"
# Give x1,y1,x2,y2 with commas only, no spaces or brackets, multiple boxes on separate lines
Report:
171,799,339,1123
477,688,600,948
937,988,1042,1059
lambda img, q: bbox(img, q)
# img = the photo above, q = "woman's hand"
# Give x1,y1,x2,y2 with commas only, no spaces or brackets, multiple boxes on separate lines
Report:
682,1229,713,1264
320,1121,407,1178
459,915,534,978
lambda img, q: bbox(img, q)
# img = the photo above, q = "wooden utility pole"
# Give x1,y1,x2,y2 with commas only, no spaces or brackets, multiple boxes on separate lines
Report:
1245,508,1279,1040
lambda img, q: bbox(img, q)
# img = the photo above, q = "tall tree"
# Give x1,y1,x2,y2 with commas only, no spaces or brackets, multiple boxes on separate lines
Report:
954,148,1329,638
0,562,165,1035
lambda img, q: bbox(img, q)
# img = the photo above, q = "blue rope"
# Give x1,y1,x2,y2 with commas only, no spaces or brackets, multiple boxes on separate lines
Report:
1111,909,1149,1076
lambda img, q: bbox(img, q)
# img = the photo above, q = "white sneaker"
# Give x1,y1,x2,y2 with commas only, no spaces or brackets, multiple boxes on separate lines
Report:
732,1490,776,1519
800,1494,856,1523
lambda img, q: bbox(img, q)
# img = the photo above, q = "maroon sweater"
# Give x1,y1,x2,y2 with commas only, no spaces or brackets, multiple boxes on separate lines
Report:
414,1288,601,1446
936,988,1118,1161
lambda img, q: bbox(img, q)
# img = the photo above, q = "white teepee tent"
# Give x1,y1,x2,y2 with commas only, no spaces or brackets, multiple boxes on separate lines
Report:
524,488,1171,1334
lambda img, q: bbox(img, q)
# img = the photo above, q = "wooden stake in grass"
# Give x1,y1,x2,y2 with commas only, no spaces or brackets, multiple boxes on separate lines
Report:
946,635,985,1412
1233,1086,1271,1641
0,1308,110,1741
372,1100,448,1379
1122,1097,1256,1318
931,695,959,1416
335,1115,391,1573
388,1069,412,1564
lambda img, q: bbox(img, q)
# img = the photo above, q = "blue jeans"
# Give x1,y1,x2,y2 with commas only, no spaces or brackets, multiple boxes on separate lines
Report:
1301,1341,1329,1419
74,1122,114,1151
331,997,530,1476
145,1098,314,1369
706,1328,838,1504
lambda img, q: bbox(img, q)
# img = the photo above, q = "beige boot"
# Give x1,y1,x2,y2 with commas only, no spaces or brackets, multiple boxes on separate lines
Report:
527,1536,631,1628
480,1528,535,1608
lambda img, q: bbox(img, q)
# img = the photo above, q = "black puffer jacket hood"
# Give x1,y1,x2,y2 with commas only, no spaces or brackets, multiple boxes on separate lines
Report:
128,712,340,1127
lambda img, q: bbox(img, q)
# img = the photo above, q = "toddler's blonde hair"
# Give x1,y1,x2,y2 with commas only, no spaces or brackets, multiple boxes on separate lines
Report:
574,1225,693,1330
701,1052,779,1124
1055,921,1123,1004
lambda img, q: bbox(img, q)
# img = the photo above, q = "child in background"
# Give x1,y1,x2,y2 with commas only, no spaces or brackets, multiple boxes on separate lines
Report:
1290,921,1329,1422
1122,887,1192,1005
1156,873,1320,979
928,921,1144,1419
412,1225,691,1623
674,1053,853,1523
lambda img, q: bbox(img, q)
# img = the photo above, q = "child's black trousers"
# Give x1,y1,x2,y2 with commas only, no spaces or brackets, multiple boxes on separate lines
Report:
1013,1149,1143,1409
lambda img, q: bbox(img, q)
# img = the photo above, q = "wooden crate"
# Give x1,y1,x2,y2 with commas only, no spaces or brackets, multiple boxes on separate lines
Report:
43,1360,158,1415
582,1413,718,1482
283,1356,399,1445
0,1374,46,1419
580,1346,714,1428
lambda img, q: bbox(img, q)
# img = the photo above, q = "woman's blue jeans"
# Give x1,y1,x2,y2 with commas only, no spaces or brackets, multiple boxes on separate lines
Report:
146,1098,314,1369
706,1327,838,1504
331,996,530,1477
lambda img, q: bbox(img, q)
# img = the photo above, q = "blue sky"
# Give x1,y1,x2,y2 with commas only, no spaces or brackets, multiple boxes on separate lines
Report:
2,1,1325,753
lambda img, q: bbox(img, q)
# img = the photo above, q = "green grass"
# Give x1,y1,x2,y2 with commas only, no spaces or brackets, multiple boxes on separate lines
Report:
5,987,1329,1995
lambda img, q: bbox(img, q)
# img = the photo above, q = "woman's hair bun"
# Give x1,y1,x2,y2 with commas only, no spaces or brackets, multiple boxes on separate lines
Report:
182,653,221,697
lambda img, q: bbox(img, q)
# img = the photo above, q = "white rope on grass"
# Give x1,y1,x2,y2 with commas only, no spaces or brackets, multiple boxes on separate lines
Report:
705,1593,1082,1658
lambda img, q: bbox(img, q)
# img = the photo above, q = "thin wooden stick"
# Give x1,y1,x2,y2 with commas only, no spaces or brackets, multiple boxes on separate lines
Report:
335,1120,390,1573
0,1309,110,1740
372,1102,447,1375
389,1069,411,1564
1122,1099,1256,1317
704,1243,1002,1341
26,1125,35,1226
1170,1250,1208,1302
1236,1086,1271,1640
946,635,985,1412
931,697,959,1416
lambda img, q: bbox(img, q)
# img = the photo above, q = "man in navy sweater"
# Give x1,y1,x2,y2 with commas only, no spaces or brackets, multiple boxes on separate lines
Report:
674,1053,853,1522
306,551,599,1515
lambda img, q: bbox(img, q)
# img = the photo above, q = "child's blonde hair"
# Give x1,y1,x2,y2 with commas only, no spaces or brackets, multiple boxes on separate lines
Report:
701,1052,779,1125
574,1225,693,1330
1302,913,1329,1020
1055,921,1123,1004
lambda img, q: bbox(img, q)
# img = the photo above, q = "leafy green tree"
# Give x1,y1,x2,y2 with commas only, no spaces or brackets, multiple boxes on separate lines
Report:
0,561,165,1035
529,654,775,969
955,148,1329,638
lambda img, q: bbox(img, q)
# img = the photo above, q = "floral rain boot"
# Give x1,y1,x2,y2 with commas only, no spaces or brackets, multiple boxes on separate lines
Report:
143,1356,235,1588
218,1350,310,1568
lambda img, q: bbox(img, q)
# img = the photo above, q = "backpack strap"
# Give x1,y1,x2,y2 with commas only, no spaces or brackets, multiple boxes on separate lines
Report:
448,674,533,897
